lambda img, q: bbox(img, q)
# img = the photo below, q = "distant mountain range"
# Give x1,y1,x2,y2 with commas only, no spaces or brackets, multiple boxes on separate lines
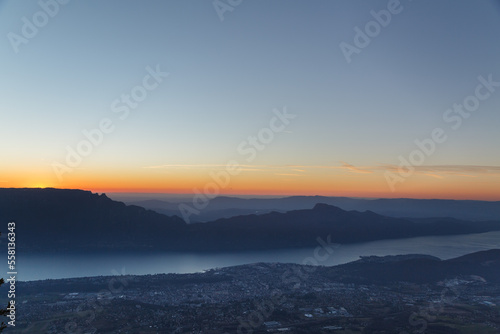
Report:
124,195,500,222
1,188,499,253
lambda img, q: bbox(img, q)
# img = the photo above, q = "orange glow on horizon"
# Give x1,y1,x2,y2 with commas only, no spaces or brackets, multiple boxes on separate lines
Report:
17,186,500,202
4,165,500,201
18,182,500,202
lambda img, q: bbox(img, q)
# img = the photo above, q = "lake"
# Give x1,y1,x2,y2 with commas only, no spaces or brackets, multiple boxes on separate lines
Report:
9,231,500,281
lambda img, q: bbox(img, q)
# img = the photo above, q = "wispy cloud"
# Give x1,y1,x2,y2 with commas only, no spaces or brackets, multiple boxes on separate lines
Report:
339,161,373,174
286,165,339,170
143,164,307,174
377,164,500,178
143,163,500,179
144,164,231,169
420,173,444,179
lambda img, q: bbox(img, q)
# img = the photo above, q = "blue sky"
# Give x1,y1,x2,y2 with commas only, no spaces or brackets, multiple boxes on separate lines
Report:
1,0,499,198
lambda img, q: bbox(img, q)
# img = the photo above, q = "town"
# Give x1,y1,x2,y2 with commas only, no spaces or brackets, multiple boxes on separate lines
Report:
4,261,500,333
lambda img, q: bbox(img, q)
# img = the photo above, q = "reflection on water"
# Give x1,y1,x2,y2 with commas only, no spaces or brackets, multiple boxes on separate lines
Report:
11,231,500,281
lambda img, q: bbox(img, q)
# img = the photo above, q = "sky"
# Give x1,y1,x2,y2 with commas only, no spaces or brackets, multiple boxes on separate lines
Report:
1,0,500,200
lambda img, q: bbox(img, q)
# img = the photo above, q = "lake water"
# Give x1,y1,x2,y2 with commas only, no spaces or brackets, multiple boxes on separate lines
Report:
9,231,500,281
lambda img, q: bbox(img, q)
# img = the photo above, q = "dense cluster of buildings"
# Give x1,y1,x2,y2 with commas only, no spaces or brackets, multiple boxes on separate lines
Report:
6,263,500,333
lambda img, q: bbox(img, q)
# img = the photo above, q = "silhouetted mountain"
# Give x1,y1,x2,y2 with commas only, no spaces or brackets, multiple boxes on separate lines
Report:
1,188,499,253
322,249,500,284
186,203,500,250
124,195,500,222
128,199,283,222
0,188,185,252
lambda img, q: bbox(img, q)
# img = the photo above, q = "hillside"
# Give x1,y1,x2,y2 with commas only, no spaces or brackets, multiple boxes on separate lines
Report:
1,188,499,252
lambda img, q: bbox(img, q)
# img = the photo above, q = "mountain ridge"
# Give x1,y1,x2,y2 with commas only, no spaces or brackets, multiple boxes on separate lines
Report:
124,194,500,222
1,188,499,253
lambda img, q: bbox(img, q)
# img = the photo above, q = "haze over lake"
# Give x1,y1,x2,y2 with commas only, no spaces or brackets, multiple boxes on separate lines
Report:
12,231,500,281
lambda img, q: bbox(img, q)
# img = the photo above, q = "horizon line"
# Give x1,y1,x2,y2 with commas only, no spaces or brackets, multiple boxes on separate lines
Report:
2,186,499,202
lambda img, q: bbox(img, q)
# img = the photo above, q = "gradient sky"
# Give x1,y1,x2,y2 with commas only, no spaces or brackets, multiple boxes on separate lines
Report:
1,0,500,200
